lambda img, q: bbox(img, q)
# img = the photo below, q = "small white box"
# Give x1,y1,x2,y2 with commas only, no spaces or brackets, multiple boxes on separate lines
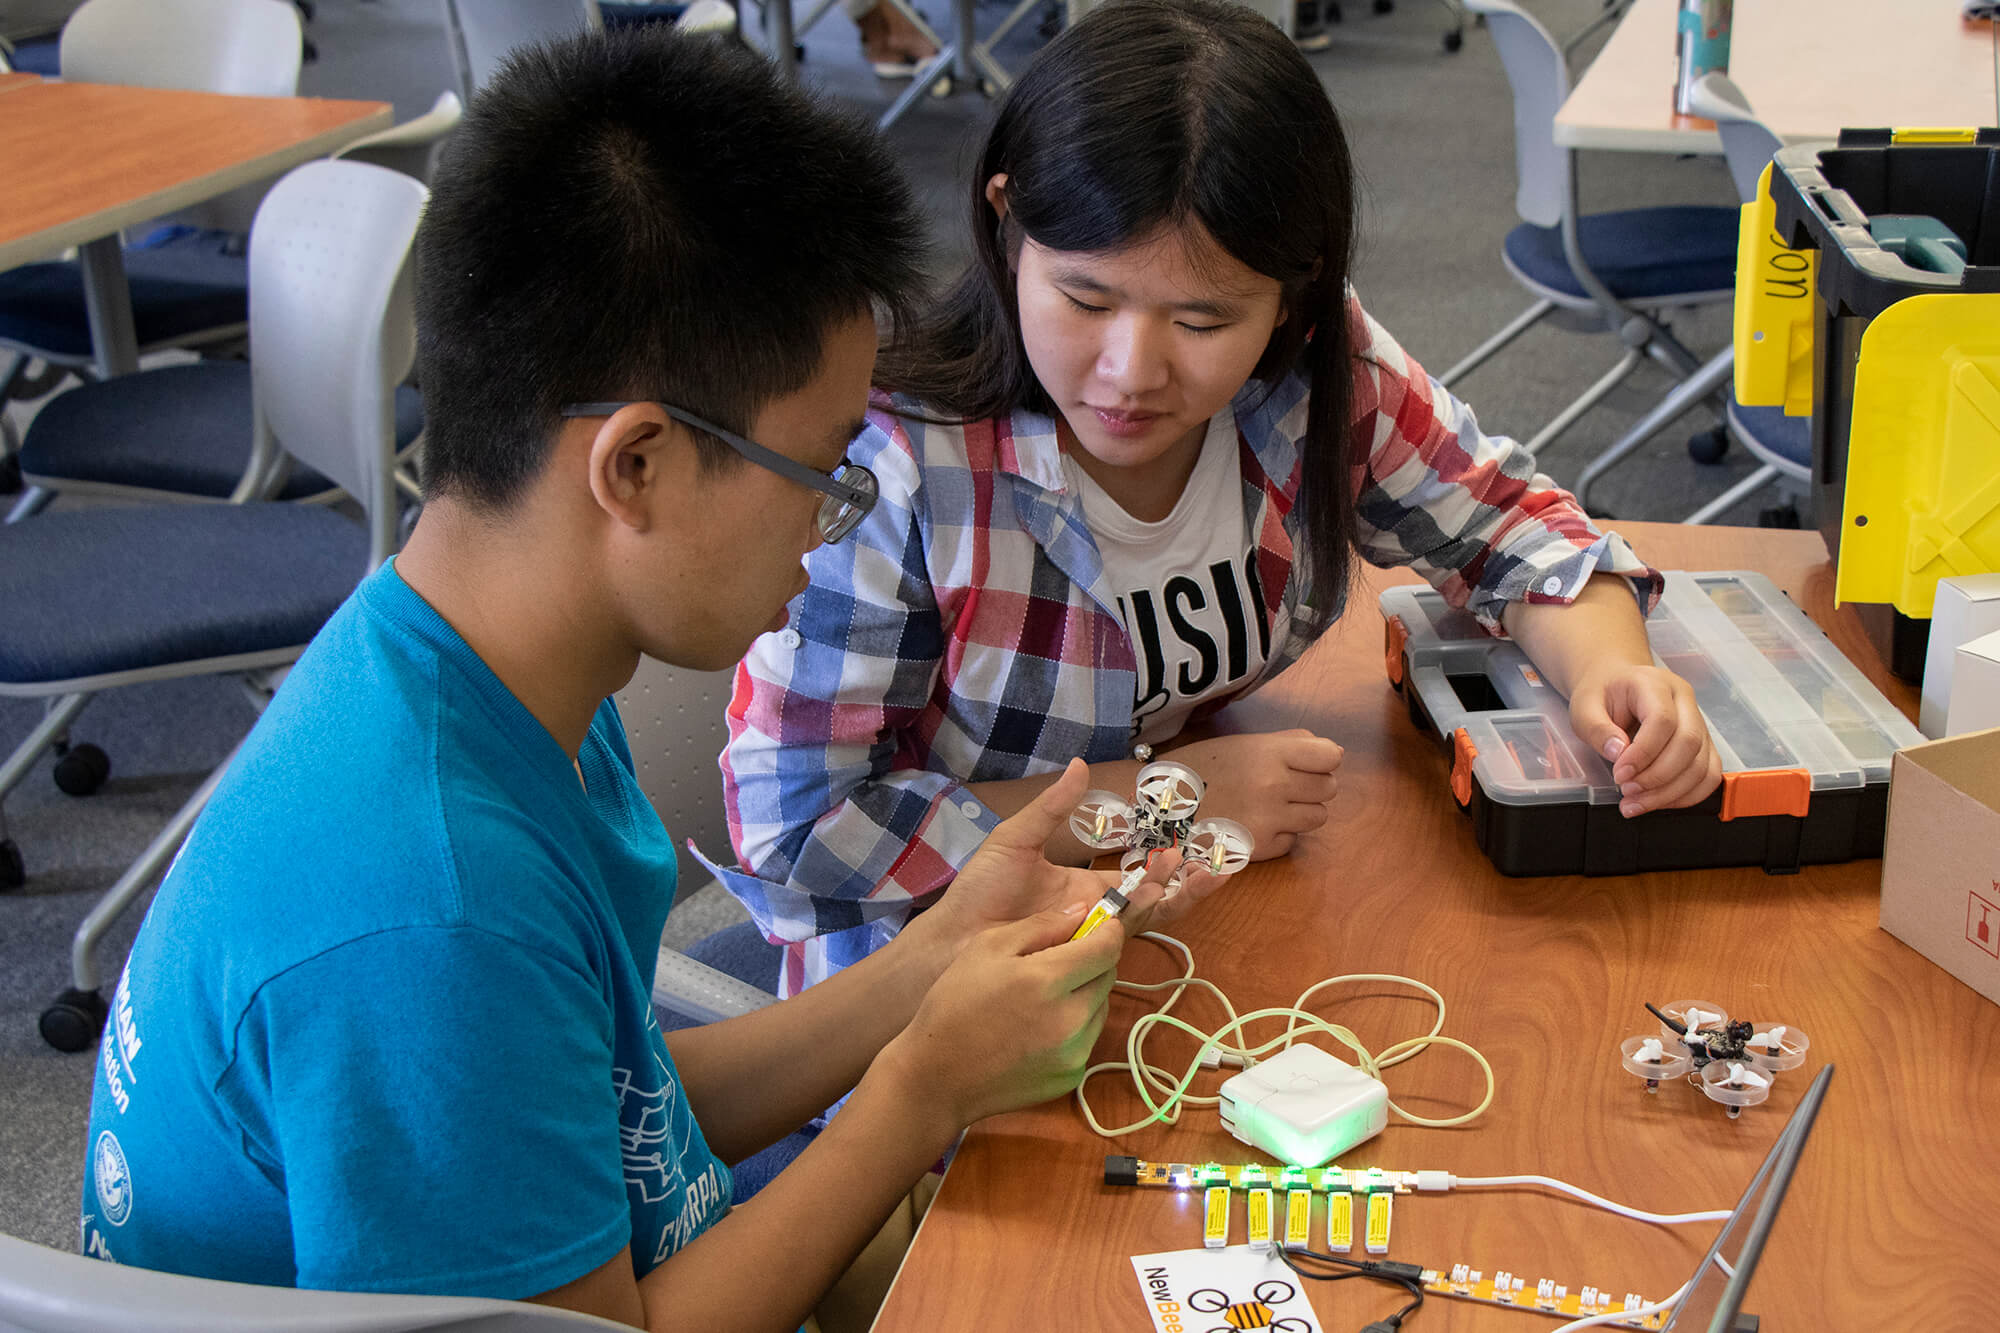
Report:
1946,630,2000,736
1921,574,2000,737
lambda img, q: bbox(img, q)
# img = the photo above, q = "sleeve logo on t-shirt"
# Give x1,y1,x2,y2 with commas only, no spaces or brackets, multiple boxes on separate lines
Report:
613,1064,681,1206
92,1131,132,1227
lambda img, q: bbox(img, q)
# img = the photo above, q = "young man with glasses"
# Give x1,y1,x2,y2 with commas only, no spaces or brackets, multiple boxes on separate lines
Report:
80,26,1220,1331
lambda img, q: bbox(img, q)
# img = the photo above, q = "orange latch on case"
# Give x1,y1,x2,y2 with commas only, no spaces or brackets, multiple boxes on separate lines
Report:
1450,727,1478,808
1718,768,1812,821
1384,615,1409,686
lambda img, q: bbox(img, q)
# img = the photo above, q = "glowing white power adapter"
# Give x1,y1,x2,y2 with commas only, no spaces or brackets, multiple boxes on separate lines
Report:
1217,1044,1389,1168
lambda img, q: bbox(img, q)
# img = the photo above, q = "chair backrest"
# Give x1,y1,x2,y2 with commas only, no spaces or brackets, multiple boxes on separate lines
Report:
0,1231,629,1333
614,654,738,897
332,91,465,186
1465,0,1570,228
246,160,427,569
1686,72,1783,205
440,0,601,100
60,0,301,97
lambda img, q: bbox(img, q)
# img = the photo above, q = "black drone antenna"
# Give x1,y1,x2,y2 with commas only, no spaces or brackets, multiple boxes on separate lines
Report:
1645,1002,1688,1036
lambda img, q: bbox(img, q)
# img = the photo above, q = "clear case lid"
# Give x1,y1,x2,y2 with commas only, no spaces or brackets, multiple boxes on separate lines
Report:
1381,571,1924,808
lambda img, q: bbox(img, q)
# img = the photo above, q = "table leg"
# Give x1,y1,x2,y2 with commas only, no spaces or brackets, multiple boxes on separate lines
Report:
876,0,994,132
766,0,798,76
950,0,977,85
77,236,139,379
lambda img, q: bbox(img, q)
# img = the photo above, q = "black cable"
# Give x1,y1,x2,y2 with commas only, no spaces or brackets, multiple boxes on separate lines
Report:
1277,1244,1426,1331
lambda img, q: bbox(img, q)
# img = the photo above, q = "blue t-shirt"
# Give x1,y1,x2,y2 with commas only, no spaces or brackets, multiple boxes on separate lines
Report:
81,560,732,1297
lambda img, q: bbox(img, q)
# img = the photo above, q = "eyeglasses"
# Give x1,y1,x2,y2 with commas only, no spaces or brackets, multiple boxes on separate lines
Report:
559,400,879,543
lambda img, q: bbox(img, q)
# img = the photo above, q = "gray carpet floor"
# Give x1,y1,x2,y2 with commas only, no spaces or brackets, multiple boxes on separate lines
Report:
0,0,1775,1254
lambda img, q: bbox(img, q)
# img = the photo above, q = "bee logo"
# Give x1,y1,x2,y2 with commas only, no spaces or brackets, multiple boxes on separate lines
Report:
1187,1282,1310,1332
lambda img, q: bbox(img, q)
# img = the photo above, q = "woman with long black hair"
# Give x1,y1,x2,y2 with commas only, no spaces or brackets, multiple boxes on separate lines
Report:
711,0,1720,997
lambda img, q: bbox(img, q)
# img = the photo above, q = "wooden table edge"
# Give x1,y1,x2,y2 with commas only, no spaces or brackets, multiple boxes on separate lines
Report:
0,97,393,271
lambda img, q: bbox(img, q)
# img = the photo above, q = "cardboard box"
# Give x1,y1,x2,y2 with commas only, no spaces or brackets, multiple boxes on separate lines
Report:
1947,631,2000,736
1880,728,2000,1007
1920,574,2000,737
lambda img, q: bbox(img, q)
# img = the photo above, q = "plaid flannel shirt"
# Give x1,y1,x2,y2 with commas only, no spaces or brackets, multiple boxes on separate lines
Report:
702,297,1661,996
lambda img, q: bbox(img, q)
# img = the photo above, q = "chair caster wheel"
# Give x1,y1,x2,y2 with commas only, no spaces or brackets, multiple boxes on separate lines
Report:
0,839,23,889
1687,426,1730,464
53,742,110,797
1442,28,1462,51
1373,0,1393,12
0,453,20,495
41,988,108,1052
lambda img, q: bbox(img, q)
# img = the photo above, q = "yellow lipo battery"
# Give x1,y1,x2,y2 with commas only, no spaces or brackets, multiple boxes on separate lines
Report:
1068,897,1123,941
1247,1188,1273,1251
1203,1186,1230,1249
1283,1188,1311,1252
1326,1191,1353,1253
1364,1191,1392,1254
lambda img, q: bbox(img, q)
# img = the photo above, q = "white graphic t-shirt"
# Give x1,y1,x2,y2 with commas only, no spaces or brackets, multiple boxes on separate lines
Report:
1065,410,1271,745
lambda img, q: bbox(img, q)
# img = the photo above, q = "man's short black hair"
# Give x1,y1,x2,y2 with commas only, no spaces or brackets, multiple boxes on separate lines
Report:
414,27,927,509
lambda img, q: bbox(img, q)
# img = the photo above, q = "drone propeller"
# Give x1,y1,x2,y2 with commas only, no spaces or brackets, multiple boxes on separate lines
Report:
1134,761,1205,820
1746,1022,1810,1071
1182,818,1254,878
1619,1034,1692,1084
1699,1058,1773,1115
1658,999,1727,1042
1721,1062,1770,1089
1069,790,1135,850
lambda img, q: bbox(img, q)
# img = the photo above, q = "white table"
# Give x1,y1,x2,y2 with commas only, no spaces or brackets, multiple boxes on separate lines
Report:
1555,0,2000,153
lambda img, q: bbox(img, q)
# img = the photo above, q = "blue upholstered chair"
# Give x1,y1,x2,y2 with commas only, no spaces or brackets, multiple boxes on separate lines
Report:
1568,74,1811,525
1445,0,1738,459
0,160,427,1051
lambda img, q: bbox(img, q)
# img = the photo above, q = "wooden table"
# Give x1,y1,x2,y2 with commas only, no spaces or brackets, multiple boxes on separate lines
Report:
0,80,390,376
873,522,1996,1331
1554,0,2000,152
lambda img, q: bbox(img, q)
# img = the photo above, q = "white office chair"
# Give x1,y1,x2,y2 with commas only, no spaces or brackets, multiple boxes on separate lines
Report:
1571,73,1812,525
440,0,602,100
0,1231,629,1333
334,90,465,186
614,656,778,1023
0,161,426,1050
1444,0,1737,458
59,0,300,93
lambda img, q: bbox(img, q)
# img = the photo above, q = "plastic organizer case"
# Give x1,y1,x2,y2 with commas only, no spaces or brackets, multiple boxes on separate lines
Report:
1380,571,1924,877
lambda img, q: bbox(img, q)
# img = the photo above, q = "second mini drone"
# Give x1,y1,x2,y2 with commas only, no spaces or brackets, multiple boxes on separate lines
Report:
1618,999,1811,1118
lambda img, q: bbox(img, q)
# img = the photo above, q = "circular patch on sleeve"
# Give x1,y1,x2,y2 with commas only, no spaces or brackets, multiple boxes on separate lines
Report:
93,1131,133,1227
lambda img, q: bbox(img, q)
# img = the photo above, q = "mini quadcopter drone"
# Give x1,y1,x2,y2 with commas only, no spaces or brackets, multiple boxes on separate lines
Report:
1618,1000,1811,1118
1069,760,1255,888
